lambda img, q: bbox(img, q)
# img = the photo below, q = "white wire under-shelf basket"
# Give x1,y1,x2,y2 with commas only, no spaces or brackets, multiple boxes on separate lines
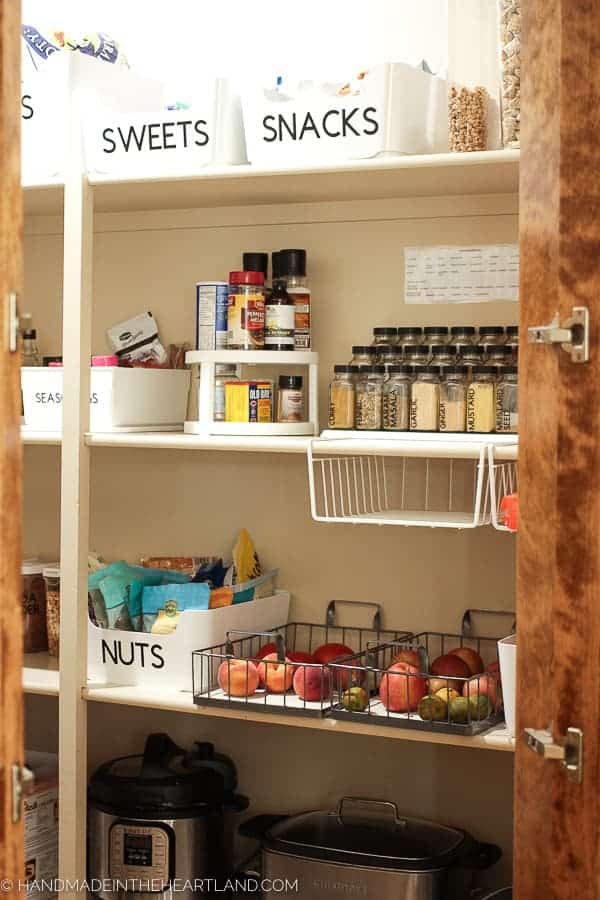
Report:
488,444,519,532
307,440,493,529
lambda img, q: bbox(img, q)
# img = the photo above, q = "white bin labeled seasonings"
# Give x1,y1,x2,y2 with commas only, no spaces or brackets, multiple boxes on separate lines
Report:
87,589,290,692
21,367,191,433
242,62,448,165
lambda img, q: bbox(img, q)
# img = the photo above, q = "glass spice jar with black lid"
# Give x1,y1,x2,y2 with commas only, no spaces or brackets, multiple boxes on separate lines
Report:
372,327,399,347
478,326,506,346
376,345,404,365
431,345,458,367
450,325,476,346
397,326,423,346
424,326,450,344
484,345,513,368
349,346,376,367
404,345,430,367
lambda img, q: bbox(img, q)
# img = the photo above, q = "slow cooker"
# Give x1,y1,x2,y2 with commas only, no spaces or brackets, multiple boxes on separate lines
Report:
88,732,248,899
240,796,501,900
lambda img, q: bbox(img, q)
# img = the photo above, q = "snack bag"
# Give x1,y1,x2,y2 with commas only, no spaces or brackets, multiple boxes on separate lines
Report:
225,529,262,585
106,312,168,367
141,583,211,634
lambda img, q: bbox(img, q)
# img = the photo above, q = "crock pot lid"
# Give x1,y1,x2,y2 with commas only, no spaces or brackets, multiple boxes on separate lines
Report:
266,806,465,871
88,734,237,813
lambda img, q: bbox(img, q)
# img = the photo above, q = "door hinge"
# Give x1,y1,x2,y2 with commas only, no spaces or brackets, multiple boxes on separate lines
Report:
11,763,23,823
528,306,589,363
6,292,19,353
524,726,583,784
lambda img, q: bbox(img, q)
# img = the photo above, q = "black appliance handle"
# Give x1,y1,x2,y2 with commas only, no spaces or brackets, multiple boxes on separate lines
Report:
140,733,184,778
459,840,502,871
335,796,406,827
227,794,250,813
239,814,289,840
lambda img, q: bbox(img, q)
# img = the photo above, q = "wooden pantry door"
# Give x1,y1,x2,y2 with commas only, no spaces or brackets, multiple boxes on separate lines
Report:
0,0,24,891
515,0,600,897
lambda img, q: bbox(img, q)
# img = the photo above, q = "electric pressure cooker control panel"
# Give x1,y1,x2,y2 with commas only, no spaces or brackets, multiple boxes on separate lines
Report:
109,823,171,888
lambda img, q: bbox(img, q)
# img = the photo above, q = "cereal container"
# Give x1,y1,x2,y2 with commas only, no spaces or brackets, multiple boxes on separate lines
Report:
43,564,60,658
22,560,48,653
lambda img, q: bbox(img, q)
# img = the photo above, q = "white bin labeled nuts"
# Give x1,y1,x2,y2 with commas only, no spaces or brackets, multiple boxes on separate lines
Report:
21,367,191,433
242,63,448,165
87,590,291,692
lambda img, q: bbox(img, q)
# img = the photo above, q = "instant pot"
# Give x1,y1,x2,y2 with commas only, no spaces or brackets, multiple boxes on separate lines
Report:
88,732,248,899
240,796,501,900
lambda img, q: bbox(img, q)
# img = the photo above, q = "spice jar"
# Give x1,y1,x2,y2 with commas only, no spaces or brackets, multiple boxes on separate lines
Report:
397,327,423,346
265,278,295,350
460,346,486,371
349,346,375,367
214,364,239,421
424,326,450,345
495,366,518,433
372,327,398,348
328,366,357,429
227,271,265,350
410,366,440,432
383,365,412,431
484,345,513,368
43,564,60,658
431,345,458,368
478,326,506,346
506,325,519,363
355,365,385,431
450,326,476,347
22,560,48,653
467,367,497,433
277,375,305,423
377,345,404,366
404,345,430,368
439,366,468,433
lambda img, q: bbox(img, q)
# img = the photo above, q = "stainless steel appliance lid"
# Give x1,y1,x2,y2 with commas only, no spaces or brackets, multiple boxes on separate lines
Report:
264,799,466,872
88,733,248,818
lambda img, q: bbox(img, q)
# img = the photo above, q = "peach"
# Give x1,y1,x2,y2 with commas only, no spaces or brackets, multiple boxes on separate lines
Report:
257,653,294,693
217,658,259,698
448,646,485,676
379,662,427,713
463,673,500,710
391,648,421,669
293,665,332,702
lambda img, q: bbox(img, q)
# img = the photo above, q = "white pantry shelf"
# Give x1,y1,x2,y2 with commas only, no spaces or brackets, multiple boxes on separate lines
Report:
23,653,60,696
86,432,312,453
23,178,64,216
315,432,518,461
22,429,62,446
82,683,515,754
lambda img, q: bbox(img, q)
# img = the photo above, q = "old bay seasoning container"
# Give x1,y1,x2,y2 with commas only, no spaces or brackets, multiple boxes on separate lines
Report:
227,271,265,350
225,381,273,423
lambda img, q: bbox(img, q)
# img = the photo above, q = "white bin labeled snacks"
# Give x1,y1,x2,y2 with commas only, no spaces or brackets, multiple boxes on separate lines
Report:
84,78,247,175
243,63,448,165
87,589,290,692
498,633,516,737
21,367,190,433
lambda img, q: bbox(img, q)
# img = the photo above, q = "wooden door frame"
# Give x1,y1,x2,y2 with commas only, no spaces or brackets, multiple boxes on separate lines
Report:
0,0,24,889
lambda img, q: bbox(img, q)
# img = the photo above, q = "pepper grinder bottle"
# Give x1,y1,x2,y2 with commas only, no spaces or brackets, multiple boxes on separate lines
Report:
243,252,270,299
279,248,311,350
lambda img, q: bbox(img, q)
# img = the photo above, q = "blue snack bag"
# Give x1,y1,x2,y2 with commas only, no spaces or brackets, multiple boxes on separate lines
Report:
142,583,210,634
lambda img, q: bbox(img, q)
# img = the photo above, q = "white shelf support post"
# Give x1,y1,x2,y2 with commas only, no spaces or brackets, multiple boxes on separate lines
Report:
58,78,93,891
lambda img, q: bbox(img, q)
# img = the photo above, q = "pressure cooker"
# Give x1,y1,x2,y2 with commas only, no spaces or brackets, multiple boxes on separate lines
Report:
88,732,248,900
240,796,501,900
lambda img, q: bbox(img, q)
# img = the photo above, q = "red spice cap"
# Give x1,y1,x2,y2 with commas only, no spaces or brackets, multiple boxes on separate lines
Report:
229,270,264,286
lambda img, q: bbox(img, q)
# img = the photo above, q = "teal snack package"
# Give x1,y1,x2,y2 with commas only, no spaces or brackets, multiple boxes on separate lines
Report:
88,562,190,631
142,582,210,634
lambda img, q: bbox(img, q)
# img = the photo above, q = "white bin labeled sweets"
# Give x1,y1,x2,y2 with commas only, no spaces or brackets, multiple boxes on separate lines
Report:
242,63,448,165
87,590,290,692
21,367,191,433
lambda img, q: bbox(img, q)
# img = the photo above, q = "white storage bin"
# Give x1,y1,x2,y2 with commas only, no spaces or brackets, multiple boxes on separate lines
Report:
242,62,448,165
87,589,290,692
498,633,516,737
21,367,191,433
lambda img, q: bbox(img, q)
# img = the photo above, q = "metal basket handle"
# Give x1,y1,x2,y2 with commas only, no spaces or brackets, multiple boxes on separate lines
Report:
461,609,516,639
336,797,406,827
326,600,382,632
225,629,286,661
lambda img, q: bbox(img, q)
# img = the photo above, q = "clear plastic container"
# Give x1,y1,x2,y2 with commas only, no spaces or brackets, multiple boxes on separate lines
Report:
214,364,239,421
43,564,60,658
439,366,468,433
349,346,376,367
383,365,412,431
397,327,423,346
431,345,458,368
355,365,385,431
328,366,357,429
372,327,399,347
424,326,450,345
410,366,440,432
404,345,430,368
22,560,48,653
495,366,518,433
467,367,497,433
477,326,506,347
